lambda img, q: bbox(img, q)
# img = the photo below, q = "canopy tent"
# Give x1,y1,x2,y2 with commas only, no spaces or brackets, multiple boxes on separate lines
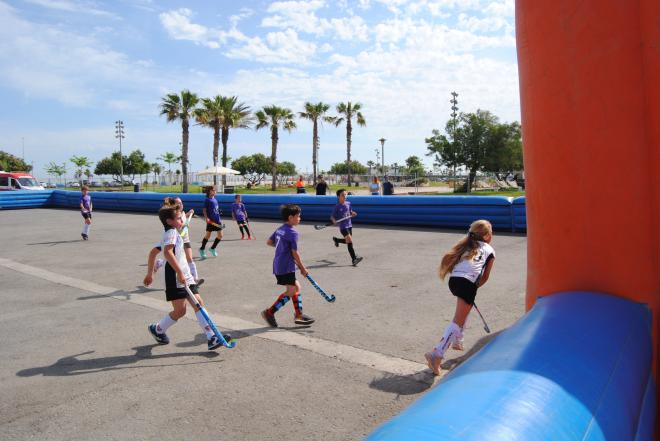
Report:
196,165,241,192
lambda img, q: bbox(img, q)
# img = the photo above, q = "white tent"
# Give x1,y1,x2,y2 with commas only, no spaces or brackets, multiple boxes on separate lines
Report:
197,165,241,191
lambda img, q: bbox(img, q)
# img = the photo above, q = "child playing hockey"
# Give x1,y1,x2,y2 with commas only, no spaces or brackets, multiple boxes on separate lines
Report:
200,186,223,258
79,185,93,240
331,189,363,266
231,194,254,240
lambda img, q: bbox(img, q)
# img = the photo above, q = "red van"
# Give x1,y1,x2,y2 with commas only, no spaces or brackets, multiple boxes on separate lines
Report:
0,171,45,190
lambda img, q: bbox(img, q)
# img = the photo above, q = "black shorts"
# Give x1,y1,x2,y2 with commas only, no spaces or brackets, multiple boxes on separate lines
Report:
183,242,192,249
275,272,296,286
236,220,247,226
165,283,198,301
81,212,92,220
448,276,478,305
206,223,223,232
340,227,353,237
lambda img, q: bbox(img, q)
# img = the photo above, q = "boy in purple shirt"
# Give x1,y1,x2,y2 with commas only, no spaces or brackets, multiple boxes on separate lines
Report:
199,186,223,258
79,185,93,240
261,204,314,327
331,189,363,266
231,194,253,240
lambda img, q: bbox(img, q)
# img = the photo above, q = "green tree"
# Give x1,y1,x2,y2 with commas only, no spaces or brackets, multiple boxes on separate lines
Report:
426,110,522,192
333,102,366,186
404,155,426,176
151,162,162,185
275,161,297,185
94,152,126,183
195,96,252,187
231,153,271,186
255,106,297,191
0,151,32,172
299,101,335,184
126,150,151,182
329,160,367,175
160,90,199,193
366,160,375,175
69,156,93,185
45,162,66,187
158,152,180,184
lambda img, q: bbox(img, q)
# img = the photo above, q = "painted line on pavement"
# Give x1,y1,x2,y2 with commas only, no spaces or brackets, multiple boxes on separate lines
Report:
0,258,439,383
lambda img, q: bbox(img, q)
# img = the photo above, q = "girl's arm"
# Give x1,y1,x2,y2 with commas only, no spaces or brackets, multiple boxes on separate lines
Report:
266,238,275,247
477,257,495,287
203,207,208,222
89,200,93,212
291,249,308,276
163,245,186,284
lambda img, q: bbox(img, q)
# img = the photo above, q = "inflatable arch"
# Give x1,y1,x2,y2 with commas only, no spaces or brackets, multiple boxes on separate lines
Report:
367,1,659,439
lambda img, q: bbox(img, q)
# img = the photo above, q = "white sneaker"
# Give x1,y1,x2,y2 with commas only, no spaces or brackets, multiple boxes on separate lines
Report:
452,338,464,351
154,259,165,273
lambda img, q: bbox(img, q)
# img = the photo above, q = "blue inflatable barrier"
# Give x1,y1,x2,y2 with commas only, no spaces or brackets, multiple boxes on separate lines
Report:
2,190,529,232
366,292,655,441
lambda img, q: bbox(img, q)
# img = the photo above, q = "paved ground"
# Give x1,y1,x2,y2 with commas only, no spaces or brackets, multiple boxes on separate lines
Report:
0,208,527,440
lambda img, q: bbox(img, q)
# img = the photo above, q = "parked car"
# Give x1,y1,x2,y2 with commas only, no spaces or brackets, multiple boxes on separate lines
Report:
0,171,45,190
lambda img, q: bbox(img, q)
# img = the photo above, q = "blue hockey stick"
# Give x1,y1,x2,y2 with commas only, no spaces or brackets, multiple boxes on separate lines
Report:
305,274,336,303
184,285,236,348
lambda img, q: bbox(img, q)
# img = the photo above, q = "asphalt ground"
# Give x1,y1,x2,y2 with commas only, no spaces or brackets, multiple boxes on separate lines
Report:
0,208,527,440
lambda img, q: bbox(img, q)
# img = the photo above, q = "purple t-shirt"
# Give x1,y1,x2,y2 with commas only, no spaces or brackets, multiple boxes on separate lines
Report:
269,224,298,275
80,194,91,212
331,201,352,229
204,197,221,223
231,202,247,222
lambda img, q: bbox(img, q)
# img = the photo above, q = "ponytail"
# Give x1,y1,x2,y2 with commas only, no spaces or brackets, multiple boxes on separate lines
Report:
438,220,493,280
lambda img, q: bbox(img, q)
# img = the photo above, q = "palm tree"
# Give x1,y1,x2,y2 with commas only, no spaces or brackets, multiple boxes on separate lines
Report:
334,102,366,186
151,162,162,187
366,160,375,176
195,95,252,187
298,102,335,185
159,90,199,193
255,105,297,191
158,152,180,185
69,156,93,186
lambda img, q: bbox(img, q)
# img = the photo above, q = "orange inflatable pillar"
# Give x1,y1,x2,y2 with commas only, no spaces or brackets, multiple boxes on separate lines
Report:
516,0,660,387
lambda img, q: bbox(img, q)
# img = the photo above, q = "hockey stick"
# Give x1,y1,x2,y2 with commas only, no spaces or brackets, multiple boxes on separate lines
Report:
472,302,491,333
305,274,336,302
204,219,226,230
313,215,353,230
179,210,194,238
183,284,236,348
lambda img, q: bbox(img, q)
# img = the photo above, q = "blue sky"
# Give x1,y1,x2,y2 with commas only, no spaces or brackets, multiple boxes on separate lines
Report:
0,0,519,180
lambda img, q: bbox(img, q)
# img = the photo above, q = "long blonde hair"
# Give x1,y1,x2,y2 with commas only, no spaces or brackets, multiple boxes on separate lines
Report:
439,220,493,280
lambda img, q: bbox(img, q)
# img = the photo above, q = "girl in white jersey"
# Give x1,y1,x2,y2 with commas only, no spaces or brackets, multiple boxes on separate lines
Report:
425,220,496,375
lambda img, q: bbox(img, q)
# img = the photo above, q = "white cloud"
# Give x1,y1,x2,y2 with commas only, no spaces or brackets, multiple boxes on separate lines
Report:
226,29,318,65
159,8,221,49
23,0,119,18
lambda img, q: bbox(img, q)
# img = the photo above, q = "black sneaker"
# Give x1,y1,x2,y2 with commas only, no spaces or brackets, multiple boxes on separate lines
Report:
261,309,278,328
207,335,222,350
333,237,339,247
196,278,205,287
81,234,88,241
294,314,315,325
352,256,363,266
148,324,170,344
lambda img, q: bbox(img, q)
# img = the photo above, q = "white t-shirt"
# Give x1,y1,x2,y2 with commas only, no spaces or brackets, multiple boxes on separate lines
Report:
450,241,496,284
160,228,194,288
179,211,191,243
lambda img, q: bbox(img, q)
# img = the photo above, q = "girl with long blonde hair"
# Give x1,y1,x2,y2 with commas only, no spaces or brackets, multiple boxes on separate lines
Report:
425,219,496,375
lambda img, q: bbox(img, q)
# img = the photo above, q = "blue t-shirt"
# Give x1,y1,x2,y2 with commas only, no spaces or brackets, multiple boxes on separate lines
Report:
204,197,221,223
231,202,247,222
80,194,91,212
269,224,298,275
331,201,352,229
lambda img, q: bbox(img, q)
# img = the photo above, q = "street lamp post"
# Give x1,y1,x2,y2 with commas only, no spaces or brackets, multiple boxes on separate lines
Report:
379,138,386,177
374,149,380,175
115,120,125,190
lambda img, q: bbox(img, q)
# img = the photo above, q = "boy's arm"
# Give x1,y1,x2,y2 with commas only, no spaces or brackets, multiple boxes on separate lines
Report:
163,244,186,284
291,249,308,276
89,200,93,212
143,247,160,286
477,257,495,287
203,207,208,222
266,238,275,247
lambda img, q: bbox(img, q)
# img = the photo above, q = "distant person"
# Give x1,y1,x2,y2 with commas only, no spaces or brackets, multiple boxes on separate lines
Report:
261,204,314,328
369,177,381,195
200,186,223,259
331,189,363,266
315,175,328,195
382,176,394,195
79,185,93,240
231,194,253,240
296,175,306,194
424,220,496,375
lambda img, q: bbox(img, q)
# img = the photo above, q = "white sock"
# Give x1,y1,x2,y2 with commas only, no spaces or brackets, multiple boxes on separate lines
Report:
156,315,176,334
189,261,198,280
434,322,460,357
195,310,214,339
155,259,165,271
82,224,89,235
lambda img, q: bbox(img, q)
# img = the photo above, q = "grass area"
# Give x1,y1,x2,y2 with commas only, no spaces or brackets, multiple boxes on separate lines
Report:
425,190,525,197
